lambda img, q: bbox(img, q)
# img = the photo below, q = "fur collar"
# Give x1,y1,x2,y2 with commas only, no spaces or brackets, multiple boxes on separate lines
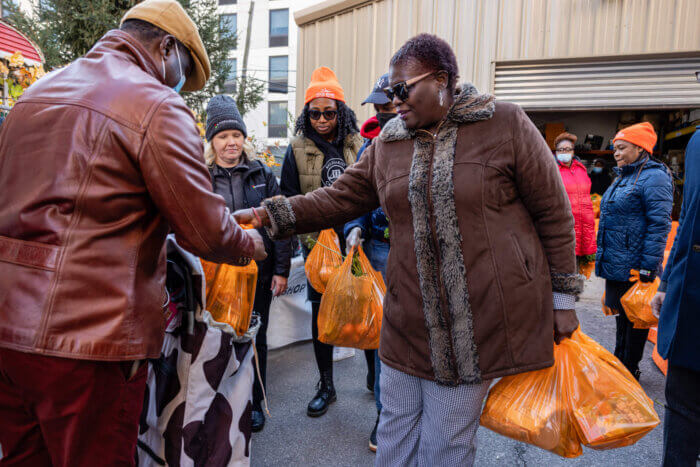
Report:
401,86,495,385
379,83,495,143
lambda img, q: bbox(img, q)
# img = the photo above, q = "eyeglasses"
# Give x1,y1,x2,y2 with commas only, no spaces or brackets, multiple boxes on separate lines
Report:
308,109,338,121
556,147,575,153
383,71,436,102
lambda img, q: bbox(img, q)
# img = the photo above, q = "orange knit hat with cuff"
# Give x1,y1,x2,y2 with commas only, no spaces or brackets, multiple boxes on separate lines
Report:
304,66,345,104
613,122,657,154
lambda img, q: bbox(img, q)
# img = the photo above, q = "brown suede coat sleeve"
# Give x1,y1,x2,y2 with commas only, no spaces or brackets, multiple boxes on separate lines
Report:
264,142,381,237
510,106,577,286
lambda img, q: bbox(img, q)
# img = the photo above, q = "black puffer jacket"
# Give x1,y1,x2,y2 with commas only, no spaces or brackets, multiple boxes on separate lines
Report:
209,158,292,284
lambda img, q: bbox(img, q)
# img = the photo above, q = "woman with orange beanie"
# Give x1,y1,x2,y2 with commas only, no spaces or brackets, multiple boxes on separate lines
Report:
596,122,673,379
279,67,366,417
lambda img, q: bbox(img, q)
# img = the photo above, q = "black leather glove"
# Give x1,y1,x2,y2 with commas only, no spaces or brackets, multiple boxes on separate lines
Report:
639,269,656,283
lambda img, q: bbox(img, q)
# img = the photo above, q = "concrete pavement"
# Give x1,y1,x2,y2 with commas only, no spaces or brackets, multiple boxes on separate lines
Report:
251,275,667,466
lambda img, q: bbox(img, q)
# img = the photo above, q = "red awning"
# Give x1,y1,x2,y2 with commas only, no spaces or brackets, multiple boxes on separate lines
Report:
0,20,43,65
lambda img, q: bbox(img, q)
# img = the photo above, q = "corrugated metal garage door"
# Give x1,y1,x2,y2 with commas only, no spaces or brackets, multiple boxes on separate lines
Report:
494,54,700,111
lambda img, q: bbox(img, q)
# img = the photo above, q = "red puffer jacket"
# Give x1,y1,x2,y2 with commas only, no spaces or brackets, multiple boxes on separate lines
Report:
558,158,597,256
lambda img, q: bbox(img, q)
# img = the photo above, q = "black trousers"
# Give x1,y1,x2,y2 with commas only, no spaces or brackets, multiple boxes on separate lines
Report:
252,281,273,410
311,300,375,381
662,365,700,466
606,279,650,375
614,312,650,375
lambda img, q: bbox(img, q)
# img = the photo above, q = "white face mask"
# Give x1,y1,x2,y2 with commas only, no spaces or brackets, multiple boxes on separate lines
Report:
162,42,185,93
556,153,573,164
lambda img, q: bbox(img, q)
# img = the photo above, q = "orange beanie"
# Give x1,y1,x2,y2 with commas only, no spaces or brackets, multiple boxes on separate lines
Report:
613,122,657,154
304,66,345,104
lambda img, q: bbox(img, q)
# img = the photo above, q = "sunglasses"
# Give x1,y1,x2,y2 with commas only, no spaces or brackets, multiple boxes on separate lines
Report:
383,71,436,102
308,109,338,121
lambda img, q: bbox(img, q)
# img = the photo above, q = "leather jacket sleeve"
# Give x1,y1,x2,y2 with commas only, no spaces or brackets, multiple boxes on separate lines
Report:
139,95,255,263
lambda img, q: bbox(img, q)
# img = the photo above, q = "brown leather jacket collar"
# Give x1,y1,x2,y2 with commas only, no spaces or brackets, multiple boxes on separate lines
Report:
100,29,165,86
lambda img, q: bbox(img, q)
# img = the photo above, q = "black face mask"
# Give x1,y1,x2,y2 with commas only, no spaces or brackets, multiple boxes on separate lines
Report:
376,112,396,129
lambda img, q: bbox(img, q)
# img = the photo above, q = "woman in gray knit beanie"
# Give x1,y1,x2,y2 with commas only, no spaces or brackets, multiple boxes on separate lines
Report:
205,95,248,167
204,94,293,434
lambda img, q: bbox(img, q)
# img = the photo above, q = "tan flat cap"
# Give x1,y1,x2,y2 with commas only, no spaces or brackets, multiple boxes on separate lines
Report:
121,0,210,92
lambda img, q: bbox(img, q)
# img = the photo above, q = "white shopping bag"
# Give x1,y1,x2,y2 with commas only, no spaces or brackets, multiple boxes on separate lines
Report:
267,255,313,349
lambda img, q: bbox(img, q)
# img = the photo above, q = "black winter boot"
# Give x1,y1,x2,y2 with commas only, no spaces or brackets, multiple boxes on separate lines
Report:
251,406,265,432
307,370,336,417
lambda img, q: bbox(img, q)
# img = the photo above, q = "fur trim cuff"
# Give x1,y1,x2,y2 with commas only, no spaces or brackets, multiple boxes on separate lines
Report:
551,272,585,296
262,196,296,239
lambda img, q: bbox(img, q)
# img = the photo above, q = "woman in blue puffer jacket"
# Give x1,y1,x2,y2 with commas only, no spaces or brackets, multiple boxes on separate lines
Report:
596,122,673,379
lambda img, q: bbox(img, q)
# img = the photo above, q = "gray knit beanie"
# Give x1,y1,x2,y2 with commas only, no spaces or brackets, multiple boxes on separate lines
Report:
205,95,247,141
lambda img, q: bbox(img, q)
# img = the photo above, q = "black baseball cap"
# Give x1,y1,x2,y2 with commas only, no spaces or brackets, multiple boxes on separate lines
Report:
362,73,391,105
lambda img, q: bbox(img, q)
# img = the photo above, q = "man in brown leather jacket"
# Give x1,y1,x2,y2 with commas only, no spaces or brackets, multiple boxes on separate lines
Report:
0,1,265,464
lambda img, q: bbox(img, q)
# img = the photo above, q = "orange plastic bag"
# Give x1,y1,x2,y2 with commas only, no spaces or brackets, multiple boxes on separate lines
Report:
202,259,258,337
665,221,678,251
601,292,617,316
305,229,343,293
648,326,658,344
566,331,660,450
578,261,595,279
317,246,385,349
620,271,659,329
652,343,668,376
591,194,602,218
480,340,583,458
481,330,659,457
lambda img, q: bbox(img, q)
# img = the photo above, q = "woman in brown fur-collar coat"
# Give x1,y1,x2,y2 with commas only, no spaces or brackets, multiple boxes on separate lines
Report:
236,34,583,465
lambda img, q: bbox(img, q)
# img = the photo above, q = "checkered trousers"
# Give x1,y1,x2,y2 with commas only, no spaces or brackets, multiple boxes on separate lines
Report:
375,364,491,466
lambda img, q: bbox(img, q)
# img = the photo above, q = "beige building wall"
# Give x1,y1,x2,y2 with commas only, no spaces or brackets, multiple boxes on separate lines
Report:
294,0,700,120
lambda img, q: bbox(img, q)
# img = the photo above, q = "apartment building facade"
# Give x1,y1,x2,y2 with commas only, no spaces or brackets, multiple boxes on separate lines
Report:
2,0,321,165
218,0,320,165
